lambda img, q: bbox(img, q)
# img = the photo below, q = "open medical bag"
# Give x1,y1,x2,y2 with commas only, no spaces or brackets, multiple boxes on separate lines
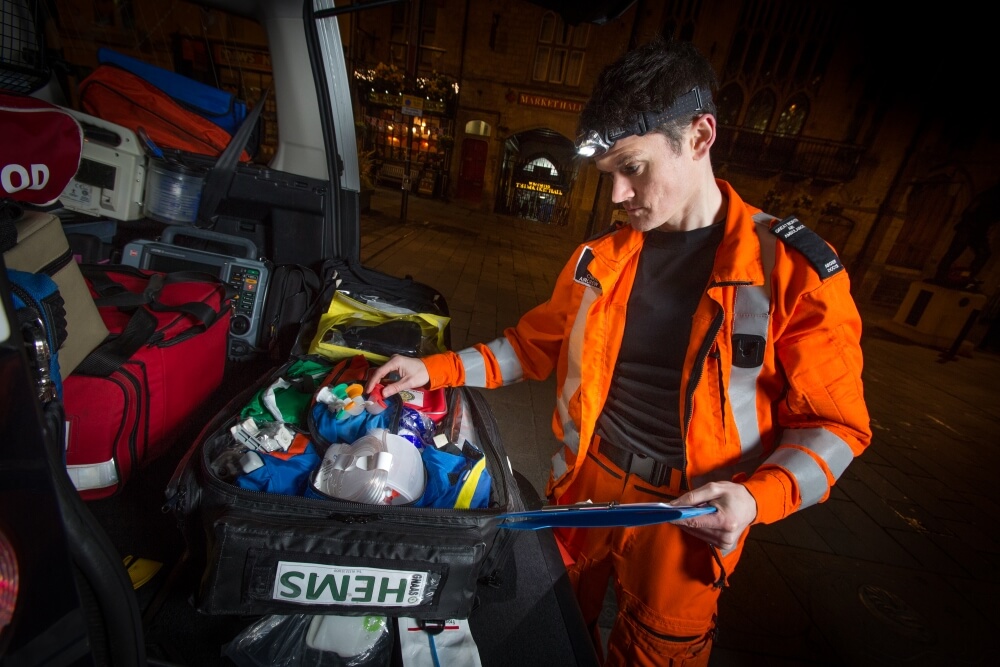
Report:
164,351,526,621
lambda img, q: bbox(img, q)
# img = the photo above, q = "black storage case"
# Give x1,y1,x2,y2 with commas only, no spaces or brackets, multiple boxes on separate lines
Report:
164,356,526,621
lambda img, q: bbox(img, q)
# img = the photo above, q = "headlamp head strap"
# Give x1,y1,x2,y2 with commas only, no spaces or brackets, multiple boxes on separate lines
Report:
576,86,709,157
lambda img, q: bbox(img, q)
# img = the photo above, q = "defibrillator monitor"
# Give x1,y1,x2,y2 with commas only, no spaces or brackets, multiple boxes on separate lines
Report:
60,109,147,222
120,228,271,361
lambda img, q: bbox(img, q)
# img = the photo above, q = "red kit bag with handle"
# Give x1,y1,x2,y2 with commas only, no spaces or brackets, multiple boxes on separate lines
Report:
63,265,232,500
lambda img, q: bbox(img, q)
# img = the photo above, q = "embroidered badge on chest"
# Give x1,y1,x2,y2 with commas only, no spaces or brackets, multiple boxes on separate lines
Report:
574,246,601,289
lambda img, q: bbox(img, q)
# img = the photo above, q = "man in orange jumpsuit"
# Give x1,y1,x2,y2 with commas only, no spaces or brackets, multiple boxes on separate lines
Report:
367,37,871,666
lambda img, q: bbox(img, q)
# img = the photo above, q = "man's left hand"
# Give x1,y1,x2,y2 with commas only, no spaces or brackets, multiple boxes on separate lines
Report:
669,482,758,553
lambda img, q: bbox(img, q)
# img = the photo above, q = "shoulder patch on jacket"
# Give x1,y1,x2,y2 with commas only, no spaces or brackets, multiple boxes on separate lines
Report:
574,246,600,289
769,216,844,280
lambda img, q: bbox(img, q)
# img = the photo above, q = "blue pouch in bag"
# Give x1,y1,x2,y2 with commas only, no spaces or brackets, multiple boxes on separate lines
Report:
416,443,492,510
236,441,321,496
311,402,392,445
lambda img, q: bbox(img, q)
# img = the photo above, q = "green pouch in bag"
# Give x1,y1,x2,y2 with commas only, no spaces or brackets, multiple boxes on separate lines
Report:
241,357,333,425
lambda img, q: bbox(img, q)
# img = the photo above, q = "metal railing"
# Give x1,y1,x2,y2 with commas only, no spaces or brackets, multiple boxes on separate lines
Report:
713,126,865,183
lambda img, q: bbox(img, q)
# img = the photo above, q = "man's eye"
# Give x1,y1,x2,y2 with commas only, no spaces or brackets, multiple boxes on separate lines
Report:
621,163,640,175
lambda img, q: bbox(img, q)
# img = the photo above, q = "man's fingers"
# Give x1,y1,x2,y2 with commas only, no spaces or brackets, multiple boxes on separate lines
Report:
380,381,403,399
365,366,392,394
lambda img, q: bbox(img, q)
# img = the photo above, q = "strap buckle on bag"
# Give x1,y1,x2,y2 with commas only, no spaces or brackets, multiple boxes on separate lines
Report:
597,437,673,487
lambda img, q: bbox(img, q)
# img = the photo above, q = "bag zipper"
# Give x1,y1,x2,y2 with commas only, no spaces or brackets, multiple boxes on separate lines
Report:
39,247,73,277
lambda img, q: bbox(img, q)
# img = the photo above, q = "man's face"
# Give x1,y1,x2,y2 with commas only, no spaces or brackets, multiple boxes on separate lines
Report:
593,130,696,233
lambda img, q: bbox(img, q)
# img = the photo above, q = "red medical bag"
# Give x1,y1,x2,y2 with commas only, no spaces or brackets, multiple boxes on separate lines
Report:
63,265,232,500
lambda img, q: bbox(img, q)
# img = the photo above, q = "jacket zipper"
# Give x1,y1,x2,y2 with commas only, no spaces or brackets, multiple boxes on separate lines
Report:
683,281,751,487
711,346,726,433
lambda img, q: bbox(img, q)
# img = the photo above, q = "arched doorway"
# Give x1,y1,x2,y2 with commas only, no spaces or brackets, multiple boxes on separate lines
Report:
495,128,576,224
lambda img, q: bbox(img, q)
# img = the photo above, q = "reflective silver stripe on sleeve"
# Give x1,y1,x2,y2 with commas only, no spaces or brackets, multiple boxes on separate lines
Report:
781,427,855,480
458,347,488,387
485,337,523,385
766,428,854,508
729,216,776,460
456,337,523,387
764,447,826,508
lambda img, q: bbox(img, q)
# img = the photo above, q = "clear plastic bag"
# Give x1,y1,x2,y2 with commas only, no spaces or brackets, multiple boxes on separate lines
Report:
224,613,392,667
442,389,481,453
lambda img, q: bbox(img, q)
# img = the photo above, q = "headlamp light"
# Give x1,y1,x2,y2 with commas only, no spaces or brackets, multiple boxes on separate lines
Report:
575,130,609,158
575,87,710,158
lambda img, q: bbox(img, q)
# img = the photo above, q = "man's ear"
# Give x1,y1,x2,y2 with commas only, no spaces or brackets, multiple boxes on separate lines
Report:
691,114,715,159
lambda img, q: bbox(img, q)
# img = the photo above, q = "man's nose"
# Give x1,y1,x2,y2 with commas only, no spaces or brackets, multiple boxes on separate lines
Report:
611,176,633,203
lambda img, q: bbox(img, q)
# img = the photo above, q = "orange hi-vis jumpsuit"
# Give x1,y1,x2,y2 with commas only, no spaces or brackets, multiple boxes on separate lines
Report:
422,180,872,665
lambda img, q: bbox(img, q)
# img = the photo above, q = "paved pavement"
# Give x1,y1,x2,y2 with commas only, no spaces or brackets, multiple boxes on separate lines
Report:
359,186,1000,666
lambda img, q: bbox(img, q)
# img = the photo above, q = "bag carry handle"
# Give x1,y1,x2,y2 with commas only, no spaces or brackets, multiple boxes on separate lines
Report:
73,307,159,376
74,268,232,376
82,266,230,330
196,85,271,229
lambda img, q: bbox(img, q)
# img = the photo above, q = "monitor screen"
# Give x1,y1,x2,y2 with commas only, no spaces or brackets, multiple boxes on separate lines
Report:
145,250,222,277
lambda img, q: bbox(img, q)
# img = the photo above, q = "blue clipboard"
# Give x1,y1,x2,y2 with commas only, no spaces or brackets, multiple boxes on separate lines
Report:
497,502,717,530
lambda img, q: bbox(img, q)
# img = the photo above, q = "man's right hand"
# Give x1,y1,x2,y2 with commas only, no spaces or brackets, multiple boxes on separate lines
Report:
364,354,430,398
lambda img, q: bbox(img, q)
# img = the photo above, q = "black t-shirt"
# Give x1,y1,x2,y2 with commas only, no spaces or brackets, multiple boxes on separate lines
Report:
595,222,724,468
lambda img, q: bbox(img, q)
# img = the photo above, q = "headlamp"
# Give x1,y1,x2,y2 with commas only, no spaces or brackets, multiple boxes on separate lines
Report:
575,87,709,158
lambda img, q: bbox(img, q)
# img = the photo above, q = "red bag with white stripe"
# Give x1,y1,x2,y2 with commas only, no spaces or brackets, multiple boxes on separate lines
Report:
63,265,232,500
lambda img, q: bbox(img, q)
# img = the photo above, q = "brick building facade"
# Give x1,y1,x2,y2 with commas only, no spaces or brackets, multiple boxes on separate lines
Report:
346,0,1000,322
22,0,1000,327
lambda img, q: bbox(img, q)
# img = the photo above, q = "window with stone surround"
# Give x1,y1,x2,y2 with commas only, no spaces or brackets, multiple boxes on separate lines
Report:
716,0,836,131
532,11,588,87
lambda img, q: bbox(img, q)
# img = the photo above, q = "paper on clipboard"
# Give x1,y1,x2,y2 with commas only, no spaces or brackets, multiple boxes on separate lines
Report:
497,502,717,530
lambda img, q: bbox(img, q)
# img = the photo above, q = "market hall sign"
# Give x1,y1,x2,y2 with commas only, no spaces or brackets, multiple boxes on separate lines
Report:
517,93,584,114
517,181,564,196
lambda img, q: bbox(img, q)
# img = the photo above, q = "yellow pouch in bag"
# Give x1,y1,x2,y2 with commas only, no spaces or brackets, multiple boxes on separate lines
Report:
309,291,450,363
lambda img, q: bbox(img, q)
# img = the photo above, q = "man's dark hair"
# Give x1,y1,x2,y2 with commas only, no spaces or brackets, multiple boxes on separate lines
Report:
578,36,718,153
